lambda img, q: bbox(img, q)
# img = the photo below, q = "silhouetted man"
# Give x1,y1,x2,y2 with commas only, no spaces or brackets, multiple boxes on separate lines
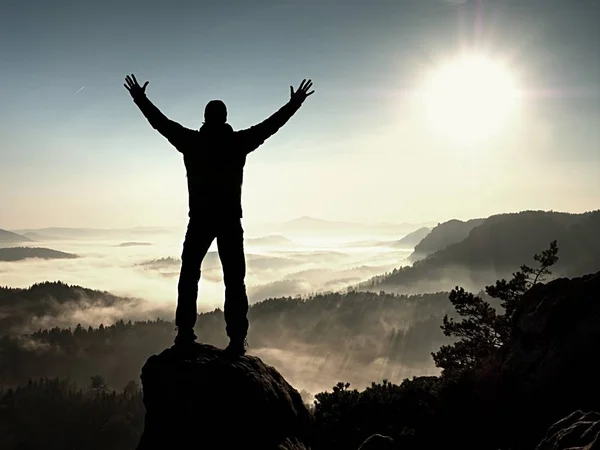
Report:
124,74,314,355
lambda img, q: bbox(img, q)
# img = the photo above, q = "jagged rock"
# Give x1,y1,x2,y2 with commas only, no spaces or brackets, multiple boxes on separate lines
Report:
499,272,600,420
357,433,394,449
136,343,312,450
468,271,600,449
503,271,600,385
536,410,600,449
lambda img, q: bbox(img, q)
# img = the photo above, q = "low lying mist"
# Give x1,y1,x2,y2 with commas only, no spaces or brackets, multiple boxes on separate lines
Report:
0,225,468,395
0,228,412,321
1,289,451,395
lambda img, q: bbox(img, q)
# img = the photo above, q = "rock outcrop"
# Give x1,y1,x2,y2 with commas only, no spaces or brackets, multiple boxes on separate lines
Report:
536,410,600,450
504,271,600,385
460,271,600,449
136,343,312,450
501,272,600,424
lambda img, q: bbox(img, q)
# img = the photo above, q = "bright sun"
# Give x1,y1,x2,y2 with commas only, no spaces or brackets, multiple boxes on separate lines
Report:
419,54,522,144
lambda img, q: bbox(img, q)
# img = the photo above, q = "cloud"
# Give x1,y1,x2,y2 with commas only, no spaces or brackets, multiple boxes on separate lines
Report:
0,229,413,333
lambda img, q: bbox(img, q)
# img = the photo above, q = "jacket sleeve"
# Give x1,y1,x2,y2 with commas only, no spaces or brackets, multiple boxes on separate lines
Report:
236,99,303,154
133,94,194,151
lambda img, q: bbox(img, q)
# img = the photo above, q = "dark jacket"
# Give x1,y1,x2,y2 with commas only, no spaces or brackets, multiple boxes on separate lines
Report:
133,94,303,218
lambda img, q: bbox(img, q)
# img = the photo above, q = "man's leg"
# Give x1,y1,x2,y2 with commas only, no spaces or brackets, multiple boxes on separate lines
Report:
175,218,215,344
216,218,249,353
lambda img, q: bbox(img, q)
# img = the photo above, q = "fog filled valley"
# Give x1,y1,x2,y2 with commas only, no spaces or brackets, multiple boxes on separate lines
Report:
1,217,443,394
3,210,600,395
1,217,425,313
3,210,600,450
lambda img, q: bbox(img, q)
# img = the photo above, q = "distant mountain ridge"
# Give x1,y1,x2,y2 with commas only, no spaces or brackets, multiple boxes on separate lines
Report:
0,228,31,244
21,231,64,241
10,226,178,240
11,218,438,241
394,227,432,249
362,210,600,294
409,218,486,261
116,242,153,247
278,216,435,235
246,235,295,246
0,247,79,262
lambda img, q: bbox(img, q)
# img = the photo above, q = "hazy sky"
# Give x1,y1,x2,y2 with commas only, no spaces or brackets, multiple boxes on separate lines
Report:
1,0,599,229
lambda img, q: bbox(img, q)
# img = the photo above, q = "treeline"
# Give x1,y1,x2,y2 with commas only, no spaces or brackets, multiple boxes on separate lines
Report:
359,210,600,293
0,281,148,336
0,378,144,450
0,290,456,388
0,375,435,450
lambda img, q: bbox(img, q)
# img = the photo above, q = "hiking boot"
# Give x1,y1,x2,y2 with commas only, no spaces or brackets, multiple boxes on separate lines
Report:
174,327,197,346
224,338,248,356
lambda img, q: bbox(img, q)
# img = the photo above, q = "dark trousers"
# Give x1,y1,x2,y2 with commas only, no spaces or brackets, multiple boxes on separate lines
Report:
175,216,249,341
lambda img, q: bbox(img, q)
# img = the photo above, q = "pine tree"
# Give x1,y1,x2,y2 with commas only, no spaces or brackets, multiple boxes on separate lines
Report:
432,240,559,375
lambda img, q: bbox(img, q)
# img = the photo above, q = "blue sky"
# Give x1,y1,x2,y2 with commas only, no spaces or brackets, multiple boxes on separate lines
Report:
1,0,599,229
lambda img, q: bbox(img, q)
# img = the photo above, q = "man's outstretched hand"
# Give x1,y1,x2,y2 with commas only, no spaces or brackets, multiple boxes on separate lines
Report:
124,74,149,99
290,79,315,104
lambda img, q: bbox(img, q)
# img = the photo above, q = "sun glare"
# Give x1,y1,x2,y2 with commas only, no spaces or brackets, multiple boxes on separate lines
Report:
419,54,522,144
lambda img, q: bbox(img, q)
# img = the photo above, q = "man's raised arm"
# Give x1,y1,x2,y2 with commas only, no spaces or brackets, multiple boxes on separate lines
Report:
124,74,193,150
238,79,315,153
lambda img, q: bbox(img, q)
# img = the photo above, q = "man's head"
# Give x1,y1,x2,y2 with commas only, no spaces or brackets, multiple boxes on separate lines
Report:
204,100,227,124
